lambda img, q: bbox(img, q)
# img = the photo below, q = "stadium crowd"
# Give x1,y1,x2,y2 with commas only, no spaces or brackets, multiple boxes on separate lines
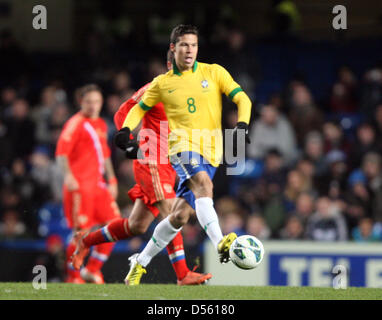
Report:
1,26,382,250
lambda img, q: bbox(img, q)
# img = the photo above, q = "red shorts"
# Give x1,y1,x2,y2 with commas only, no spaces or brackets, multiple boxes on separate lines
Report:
63,182,121,230
128,161,176,217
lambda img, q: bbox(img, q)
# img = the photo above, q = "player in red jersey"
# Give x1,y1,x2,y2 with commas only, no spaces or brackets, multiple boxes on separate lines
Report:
56,84,121,284
72,51,212,285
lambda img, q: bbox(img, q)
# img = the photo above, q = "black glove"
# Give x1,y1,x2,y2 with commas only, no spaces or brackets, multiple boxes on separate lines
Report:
232,122,251,155
124,141,140,159
114,127,132,151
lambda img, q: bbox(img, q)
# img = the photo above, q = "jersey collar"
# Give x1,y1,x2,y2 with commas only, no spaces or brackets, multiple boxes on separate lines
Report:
173,61,198,76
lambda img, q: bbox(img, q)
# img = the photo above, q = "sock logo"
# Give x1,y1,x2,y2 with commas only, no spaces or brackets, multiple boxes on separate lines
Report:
204,220,217,231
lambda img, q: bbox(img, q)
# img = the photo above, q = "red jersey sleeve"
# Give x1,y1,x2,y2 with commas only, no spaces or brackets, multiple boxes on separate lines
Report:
114,99,137,131
113,83,151,131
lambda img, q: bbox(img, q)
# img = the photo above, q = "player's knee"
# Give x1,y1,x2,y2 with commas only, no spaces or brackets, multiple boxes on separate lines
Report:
192,175,213,197
129,221,148,235
171,210,190,227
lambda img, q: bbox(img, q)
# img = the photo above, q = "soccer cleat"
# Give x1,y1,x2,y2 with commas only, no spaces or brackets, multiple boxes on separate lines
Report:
80,267,105,284
177,266,212,286
71,231,90,270
124,253,147,286
217,232,237,263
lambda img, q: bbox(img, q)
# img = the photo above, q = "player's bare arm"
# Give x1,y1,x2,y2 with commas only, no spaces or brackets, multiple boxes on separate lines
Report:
104,157,118,199
56,155,79,191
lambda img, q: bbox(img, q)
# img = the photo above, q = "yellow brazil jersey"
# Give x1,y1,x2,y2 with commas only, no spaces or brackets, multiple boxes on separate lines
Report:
138,61,245,167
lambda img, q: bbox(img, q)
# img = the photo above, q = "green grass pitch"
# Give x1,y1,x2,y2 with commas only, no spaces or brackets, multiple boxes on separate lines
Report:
0,282,381,300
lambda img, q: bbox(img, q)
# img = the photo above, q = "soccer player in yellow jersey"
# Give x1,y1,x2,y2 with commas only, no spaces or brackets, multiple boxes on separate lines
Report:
114,24,252,285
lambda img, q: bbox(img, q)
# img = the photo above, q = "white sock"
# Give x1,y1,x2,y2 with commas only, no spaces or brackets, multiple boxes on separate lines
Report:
137,216,182,267
195,197,223,249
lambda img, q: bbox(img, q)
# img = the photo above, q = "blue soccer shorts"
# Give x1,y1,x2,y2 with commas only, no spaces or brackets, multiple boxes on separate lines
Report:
169,151,217,210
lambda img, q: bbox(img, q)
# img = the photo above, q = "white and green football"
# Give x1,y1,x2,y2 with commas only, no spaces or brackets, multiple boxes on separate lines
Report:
229,235,265,270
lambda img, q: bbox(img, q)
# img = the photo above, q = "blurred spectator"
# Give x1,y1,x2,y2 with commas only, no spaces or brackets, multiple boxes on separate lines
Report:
215,196,248,236
279,215,305,240
0,186,21,213
245,213,271,240
2,159,46,234
296,157,315,187
361,65,382,119
0,86,17,112
0,209,28,240
215,196,242,216
360,152,382,222
103,93,122,141
372,104,382,151
31,86,63,145
112,71,134,100
315,150,348,199
182,222,204,248
254,149,287,202
344,169,371,231
263,194,287,238
322,120,351,155
352,217,381,242
220,211,246,236
305,197,348,241
48,103,71,149
293,192,315,226
248,104,298,166
348,122,379,170
284,169,312,212
287,81,324,147
147,57,168,81
302,131,327,177
3,98,36,162
217,27,259,99
0,118,11,166
30,146,63,203
329,66,358,113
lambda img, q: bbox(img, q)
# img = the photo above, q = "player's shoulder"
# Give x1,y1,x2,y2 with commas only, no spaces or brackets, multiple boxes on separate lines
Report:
198,62,229,79
132,83,151,102
198,62,226,71
97,117,108,127
60,112,84,140
64,112,85,129
153,73,168,84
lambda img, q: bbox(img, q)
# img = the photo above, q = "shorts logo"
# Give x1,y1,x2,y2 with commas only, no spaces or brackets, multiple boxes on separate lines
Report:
78,215,88,225
163,183,173,193
201,80,208,88
190,158,199,168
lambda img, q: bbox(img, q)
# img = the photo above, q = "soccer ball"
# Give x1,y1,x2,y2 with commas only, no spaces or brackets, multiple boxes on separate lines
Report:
229,235,265,270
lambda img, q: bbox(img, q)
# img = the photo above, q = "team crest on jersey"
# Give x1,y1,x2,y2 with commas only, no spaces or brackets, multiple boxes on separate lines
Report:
78,215,88,225
163,183,173,194
201,80,209,88
190,158,199,168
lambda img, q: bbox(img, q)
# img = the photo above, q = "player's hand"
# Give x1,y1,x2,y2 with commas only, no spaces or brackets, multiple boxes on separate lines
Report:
64,173,79,191
114,127,132,151
124,141,140,159
232,122,250,155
